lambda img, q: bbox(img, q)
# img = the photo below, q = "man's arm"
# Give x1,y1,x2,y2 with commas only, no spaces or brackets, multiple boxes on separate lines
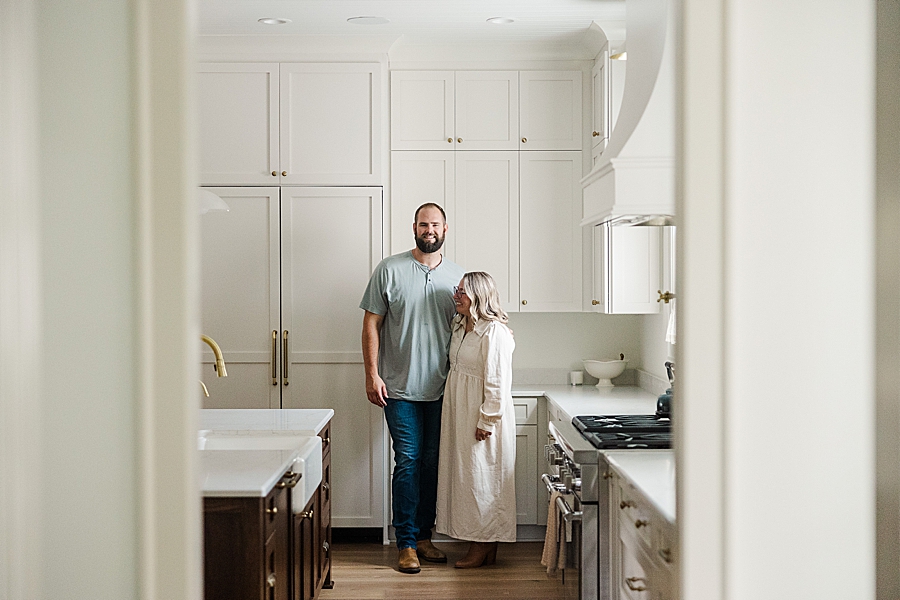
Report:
362,310,388,407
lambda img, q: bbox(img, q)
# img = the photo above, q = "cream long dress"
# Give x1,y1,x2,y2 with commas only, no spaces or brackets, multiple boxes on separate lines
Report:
436,315,517,543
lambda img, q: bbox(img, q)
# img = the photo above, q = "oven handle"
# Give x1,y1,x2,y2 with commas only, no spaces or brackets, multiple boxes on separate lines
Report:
542,473,567,494
555,495,583,523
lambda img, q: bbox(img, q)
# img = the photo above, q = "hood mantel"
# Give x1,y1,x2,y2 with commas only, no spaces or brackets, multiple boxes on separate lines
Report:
582,0,675,227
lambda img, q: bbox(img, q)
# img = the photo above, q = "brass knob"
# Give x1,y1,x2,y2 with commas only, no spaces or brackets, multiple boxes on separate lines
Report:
322,482,330,492
457,138,462,143
272,171,277,176
635,519,649,528
300,509,314,519
281,171,287,176
522,137,527,143
266,507,278,515
447,137,453,143
592,300,600,305
592,131,600,137
620,500,636,510
602,471,614,479
521,300,527,305
267,573,276,588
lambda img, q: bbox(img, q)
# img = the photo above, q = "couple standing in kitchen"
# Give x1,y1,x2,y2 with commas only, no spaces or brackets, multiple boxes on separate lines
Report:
360,203,517,574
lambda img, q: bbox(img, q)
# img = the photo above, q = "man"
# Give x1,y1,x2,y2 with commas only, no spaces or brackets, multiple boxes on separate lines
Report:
359,203,464,574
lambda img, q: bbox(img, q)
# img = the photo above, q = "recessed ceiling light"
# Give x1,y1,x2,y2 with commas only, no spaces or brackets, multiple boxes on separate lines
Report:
347,16,390,25
486,17,514,24
258,18,291,25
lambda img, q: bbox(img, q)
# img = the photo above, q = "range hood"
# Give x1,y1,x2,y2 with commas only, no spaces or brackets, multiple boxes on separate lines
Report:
582,0,675,227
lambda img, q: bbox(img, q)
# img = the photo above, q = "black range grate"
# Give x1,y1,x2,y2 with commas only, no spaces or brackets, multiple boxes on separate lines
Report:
572,414,671,434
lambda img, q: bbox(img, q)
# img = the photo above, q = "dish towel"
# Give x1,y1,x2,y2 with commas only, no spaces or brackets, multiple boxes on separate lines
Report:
665,302,677,345
541,491,567,574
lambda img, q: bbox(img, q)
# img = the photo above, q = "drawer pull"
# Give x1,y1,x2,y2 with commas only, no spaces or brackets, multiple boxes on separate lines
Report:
658,548,672,563
267,573,276,588
300,509,314,520
277,470,302,489
620,500,637,510
323,541,330,553
634,519,649,529
625,577,647,592
602,471,614,479
265,506,278,515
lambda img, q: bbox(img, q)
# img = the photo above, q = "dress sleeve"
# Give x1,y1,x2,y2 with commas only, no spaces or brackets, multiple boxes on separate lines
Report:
477,323,515,432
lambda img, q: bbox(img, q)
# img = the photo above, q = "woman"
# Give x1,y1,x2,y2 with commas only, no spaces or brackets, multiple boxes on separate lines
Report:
436,271,516,568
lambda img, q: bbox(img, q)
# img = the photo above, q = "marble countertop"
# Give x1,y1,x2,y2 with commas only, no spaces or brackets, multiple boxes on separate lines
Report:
512,384,659,421
199,408,333,435
201,448,300,497
603,450,676,523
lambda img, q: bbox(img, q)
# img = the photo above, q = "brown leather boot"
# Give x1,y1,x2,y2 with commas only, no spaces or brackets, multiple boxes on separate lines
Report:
398,547,421,574
416,539,447,563
453,541,498,569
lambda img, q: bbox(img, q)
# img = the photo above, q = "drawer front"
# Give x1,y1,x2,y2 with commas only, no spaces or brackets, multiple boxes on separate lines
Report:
318,420,332,457
618,525,651,600
617,481,652,547
265,482,289,541
513,397,539,424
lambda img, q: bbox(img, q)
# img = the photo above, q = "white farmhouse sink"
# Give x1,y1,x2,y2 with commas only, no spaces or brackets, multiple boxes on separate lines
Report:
198,433,322,511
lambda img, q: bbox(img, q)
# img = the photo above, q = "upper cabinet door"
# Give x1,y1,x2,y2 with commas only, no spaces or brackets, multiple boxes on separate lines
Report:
519,152,583,312
390,151,456,259
391,71,455,151
519,71,583,150
455,151,520,313
280,63,382,185
591,52,610,151
197,64,280,186
455,71,519,150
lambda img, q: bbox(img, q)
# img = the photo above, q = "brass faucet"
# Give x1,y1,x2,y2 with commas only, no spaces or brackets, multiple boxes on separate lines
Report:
200,335,227,397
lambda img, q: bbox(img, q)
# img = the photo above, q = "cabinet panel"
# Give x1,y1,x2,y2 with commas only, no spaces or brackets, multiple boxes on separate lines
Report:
281,187,383,364
455,152,519,312
592,52,609,150
592,224,662,314
519,71,583,150
390,71,455,150
200,187,281,408
515,424,538,525
519,152,583,312
455,71,519,150
197,64,280,185
279,64,382,185
389,151,455,258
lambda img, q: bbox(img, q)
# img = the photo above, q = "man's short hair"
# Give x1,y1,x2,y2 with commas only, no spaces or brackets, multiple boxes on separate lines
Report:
414,202,447,224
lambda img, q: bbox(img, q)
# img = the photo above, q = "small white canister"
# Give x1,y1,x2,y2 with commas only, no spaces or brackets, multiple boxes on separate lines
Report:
568,370,584,386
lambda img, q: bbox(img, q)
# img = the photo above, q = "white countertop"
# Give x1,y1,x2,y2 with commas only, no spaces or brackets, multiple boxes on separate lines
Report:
603,450,676,523
199,408,333,435
513,384,659,421
201,449,299,497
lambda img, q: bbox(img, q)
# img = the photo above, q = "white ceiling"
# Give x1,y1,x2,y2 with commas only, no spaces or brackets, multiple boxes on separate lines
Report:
196,0,626,59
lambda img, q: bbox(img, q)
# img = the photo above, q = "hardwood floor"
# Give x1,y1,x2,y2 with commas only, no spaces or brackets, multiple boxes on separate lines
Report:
319,541,578,600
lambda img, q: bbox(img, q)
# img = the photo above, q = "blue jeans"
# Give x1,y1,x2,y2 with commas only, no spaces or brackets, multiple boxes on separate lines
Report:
383,397,443,550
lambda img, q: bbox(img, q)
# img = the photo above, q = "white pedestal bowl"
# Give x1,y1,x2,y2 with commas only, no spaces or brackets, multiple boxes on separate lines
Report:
583,359,628,388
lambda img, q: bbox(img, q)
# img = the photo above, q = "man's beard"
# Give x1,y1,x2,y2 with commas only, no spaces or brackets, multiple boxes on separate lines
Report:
415,232,445,254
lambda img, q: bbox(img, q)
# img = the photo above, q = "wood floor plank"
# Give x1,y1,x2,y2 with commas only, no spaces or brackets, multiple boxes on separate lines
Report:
319,541,578,599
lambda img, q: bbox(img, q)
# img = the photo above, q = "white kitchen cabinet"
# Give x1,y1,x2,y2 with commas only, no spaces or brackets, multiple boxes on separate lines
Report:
391,71,518,151
197,64,280,186
455,151,520,313
200,186,386,529
519,151,583,312
591,52,610,152
591,223,661,314
519,71,583,151
197,62,382,186
389,151,456,257
514,397,540,525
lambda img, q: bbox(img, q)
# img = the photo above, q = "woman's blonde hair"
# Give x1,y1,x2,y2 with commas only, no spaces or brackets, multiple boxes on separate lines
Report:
461,271,509,324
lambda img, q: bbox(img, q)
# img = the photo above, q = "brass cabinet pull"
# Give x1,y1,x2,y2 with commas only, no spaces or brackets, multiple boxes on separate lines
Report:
457,137,462,143
592,299,600,305
271,330,278,385
620,500,636,510
271,171,277,176
267,573,276,588
281,171,287,176
625,577,647,592
277,471,302,489
322,481,330,492
592,131,600,137
522,137,527,143
658,548,672,563
521,300,527,306
602,471,614,479
266,506,278,515
282,330,289,386
447,137,453,143
635,519,649,528
323,541,330,553
299,509,314,519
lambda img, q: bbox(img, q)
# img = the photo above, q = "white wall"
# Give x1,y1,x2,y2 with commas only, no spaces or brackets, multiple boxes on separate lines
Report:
679,1,875,599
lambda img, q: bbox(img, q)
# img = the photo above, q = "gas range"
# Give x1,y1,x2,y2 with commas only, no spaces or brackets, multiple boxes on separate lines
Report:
573,414,672,449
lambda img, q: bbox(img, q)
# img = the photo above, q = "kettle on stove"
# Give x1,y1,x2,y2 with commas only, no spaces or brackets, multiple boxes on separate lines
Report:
656,361,675,416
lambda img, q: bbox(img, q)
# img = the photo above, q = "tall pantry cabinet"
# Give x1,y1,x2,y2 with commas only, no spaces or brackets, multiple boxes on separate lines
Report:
197,62,387,529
